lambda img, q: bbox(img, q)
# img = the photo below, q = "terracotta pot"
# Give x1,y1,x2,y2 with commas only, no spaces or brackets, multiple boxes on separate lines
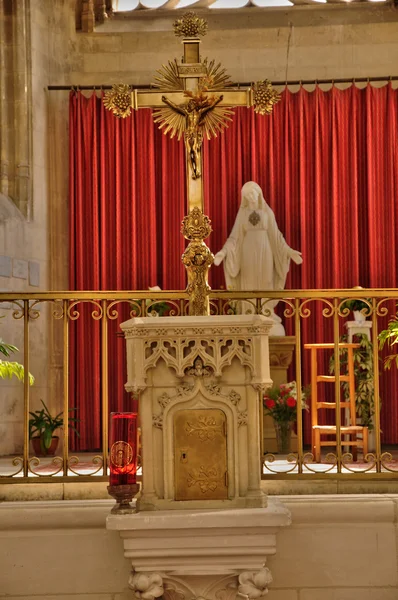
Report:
31,436,60,456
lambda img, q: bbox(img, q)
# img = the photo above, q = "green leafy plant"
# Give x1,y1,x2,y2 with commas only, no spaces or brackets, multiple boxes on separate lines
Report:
130,287,170,317
341,298,371,313
0,337,34,384
329,333,376,430
29,399,80,455
378,312,398,369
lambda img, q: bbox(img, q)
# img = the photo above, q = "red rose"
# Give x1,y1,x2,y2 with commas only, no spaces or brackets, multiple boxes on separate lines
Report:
280,389,289,396
265,399,276,409
286,396,296,407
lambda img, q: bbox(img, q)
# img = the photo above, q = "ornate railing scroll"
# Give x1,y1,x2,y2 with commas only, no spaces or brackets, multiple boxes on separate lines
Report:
0,289,398,483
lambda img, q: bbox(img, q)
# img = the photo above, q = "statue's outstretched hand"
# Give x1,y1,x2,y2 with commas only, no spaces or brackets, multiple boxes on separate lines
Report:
290,249,303,265
214,250,226,267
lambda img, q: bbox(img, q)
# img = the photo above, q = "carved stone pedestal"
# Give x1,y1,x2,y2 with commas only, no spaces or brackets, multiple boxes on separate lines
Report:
107,501,291,599
120,315,274,511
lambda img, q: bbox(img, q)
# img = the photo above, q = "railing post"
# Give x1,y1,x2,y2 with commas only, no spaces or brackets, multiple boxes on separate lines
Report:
294,297,303,474
372,297,382,472
23,299,30,477
101,299,109,476
63,300,69,476
333,297,342,473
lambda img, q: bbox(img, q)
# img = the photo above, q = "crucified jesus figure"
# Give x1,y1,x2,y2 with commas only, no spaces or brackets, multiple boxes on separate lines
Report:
161,93,223,180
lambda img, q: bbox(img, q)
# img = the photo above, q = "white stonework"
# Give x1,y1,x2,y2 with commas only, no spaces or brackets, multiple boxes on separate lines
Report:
107,501,291,599
121,315,274,511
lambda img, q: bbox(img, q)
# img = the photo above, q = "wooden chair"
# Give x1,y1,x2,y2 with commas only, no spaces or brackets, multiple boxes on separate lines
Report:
304,343,369,463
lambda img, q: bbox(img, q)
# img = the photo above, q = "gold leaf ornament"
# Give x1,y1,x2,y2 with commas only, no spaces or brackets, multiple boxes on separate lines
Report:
181,207,212,241
173,12,208,38
103,84,132,118
252,80,281,115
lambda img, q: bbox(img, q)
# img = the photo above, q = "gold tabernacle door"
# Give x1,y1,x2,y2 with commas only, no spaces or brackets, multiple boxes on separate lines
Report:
174,408,228,501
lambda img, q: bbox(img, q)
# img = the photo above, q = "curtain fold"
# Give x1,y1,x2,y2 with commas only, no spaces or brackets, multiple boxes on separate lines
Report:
70,84,398,448
69,92,186,449
204,84,398,444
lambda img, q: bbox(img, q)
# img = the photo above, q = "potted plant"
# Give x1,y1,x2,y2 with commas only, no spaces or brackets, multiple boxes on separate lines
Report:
329,333,376,430
263,381,308,453
130,286,170,317
341,298,371,323
0,337,34,384
29,399,80,456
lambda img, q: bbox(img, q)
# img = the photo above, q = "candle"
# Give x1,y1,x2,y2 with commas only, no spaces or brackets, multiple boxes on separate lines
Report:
109,412,137,486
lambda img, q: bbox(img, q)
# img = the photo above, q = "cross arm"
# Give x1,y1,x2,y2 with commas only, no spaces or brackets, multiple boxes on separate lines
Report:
131,88,252,110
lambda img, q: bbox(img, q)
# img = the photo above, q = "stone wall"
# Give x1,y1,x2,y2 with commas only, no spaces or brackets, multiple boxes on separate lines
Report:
0,1,72,454
67,5,398,85
0,495,397,599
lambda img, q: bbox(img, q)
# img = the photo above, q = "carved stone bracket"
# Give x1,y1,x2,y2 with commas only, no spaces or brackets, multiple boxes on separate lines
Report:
127,568,273,600
129,571,164,600
238,569,273,598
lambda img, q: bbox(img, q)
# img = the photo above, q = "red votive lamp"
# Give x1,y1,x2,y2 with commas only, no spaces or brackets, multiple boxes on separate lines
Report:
109,412,137,485
108,411,139,513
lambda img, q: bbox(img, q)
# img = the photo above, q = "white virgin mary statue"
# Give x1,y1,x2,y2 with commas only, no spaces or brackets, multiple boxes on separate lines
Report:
214,181,302,335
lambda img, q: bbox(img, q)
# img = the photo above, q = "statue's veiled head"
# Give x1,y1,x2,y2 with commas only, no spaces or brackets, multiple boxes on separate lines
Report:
241,181,264,210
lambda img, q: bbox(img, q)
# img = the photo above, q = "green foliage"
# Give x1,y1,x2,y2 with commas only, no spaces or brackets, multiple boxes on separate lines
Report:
329,334,376,430
0,339,19,356
341,298,371,313
0,360,35,385
145,300,170,317
130,299,170,317
0,335,34,385
29,399,80,452
378,313,398,370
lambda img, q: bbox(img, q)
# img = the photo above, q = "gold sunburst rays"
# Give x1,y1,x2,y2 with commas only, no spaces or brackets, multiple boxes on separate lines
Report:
152,57,232,94
202,105,234,140
201,58,232,91
153,59,184,92
152,102,234,143
153,107,186,140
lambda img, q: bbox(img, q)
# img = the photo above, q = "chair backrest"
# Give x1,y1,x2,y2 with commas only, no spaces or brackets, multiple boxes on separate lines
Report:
304,343,360,427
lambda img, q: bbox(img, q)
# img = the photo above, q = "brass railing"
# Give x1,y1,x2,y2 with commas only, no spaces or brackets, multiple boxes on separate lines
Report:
0,289,397,483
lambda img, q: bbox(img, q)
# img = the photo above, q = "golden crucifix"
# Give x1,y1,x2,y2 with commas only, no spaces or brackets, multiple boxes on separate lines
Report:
103,12,280,315
160,90,224,181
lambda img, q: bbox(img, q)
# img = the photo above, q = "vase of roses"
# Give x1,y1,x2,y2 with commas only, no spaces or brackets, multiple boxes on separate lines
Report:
263,381,307,454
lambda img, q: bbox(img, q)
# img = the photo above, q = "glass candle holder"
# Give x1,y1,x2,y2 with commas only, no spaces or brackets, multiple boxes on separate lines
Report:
109,412,137,486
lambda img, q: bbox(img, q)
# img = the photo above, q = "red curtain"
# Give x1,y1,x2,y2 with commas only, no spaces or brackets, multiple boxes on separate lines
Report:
69,92,186,449
203,84,398,444
69,84,398,448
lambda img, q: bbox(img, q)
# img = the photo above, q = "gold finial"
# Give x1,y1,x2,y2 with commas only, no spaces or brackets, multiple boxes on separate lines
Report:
173,12,208,38
251,80,281,115
181,208,214,316
181,206,212,240
103,84,132,118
